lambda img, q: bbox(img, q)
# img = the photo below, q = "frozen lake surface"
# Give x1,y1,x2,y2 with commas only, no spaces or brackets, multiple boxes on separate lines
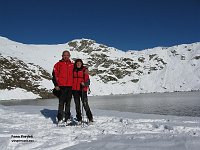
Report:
1,91,200,117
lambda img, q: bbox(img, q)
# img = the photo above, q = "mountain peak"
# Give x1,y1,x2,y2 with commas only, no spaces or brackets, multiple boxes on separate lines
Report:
0,36,200,98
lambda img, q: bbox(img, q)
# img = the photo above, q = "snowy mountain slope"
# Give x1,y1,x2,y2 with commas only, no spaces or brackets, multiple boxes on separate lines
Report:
0,36,200,99
0,54,52,99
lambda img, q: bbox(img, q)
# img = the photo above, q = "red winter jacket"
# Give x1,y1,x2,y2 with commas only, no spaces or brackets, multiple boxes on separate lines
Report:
52,59,74,86
72,67,90,92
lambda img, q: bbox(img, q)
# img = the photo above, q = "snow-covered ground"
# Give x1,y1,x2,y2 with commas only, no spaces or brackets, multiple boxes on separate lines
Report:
0,104,200,150
0,88,41,100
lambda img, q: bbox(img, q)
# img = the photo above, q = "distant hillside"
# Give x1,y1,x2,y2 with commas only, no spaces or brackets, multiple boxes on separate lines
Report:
0,36,200,100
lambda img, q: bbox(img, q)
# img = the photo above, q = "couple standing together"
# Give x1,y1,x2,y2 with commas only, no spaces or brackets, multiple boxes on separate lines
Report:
52,50,93,124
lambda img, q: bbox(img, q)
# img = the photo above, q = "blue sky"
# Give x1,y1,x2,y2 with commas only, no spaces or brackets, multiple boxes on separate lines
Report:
0,0,200,51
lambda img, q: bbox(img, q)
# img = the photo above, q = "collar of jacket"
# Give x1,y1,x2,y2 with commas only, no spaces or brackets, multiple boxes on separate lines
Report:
75,66,85,72
59,59,72,63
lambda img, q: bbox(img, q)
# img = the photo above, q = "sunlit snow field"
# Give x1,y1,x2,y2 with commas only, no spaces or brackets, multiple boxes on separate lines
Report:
0,91,200,150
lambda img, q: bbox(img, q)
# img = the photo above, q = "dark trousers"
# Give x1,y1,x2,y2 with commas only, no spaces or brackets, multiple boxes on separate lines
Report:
57,86,72,121
72,90,93,122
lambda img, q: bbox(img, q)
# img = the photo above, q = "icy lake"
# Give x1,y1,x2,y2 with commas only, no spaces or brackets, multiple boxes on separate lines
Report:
1,91,200,117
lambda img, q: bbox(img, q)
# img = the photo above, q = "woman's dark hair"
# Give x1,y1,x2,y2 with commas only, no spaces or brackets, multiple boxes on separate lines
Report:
74,59,84,71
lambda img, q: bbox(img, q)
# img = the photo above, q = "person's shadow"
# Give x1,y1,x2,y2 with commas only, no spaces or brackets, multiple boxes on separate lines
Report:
40,109,57,124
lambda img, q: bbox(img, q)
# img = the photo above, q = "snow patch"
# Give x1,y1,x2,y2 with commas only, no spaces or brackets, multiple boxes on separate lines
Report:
0,88,41,100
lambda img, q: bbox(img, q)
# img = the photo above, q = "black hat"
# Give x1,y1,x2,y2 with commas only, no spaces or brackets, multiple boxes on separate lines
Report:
53,88,61,98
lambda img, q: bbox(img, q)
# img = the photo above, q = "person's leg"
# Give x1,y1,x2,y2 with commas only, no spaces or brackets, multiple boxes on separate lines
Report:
64,86,72,121
81,91,93,121
57,87,67,121
72,90,82,122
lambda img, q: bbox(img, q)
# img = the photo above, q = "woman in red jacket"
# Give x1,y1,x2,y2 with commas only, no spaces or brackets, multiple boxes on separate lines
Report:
72,59,93,124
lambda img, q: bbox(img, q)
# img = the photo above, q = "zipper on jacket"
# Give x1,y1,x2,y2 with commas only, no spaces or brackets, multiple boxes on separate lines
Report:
76,71,78,90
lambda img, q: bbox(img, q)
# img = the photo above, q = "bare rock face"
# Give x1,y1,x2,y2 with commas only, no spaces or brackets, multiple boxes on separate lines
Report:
0,54,53,99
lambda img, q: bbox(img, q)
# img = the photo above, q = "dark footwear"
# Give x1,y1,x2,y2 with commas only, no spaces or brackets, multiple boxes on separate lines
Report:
89,117,93,122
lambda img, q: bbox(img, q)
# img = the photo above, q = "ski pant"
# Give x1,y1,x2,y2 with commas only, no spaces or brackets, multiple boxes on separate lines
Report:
57,86,72,121
72,90,93,122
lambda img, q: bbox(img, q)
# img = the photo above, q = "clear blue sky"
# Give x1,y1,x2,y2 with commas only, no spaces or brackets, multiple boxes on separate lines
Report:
0,0,200,51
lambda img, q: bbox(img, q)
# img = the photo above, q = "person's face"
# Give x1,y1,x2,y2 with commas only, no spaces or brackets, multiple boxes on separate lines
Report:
76,61,82,68
62,52,70,61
